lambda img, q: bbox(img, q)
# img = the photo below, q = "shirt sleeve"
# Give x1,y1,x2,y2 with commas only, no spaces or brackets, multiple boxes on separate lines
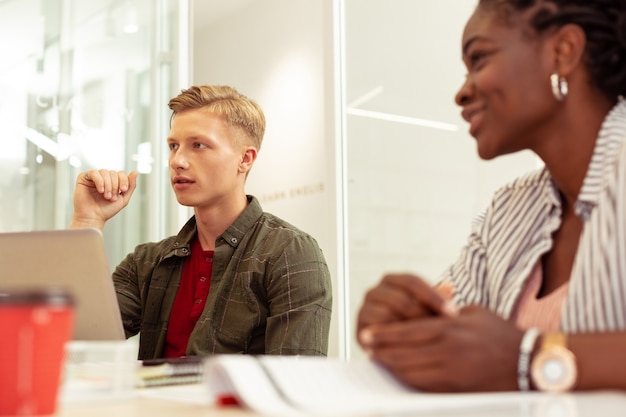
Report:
112,251,144,338
437,207,490,309
263,234,332,356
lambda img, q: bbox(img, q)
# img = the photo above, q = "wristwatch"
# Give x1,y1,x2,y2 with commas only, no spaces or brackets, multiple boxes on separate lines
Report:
530,332,577,392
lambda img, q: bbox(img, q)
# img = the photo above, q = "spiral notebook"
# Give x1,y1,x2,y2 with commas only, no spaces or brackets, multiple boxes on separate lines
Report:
137,356,205,387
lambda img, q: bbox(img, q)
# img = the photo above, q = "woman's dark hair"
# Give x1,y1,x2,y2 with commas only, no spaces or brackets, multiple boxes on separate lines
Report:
479,0,626,101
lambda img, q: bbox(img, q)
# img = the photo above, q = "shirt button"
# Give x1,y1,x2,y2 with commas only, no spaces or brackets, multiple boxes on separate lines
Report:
199,276,207,282
230,237,238,244
195,299,202,304
205,257,212,263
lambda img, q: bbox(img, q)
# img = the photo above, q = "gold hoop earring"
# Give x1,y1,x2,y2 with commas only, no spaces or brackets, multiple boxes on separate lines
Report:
550,73,568,101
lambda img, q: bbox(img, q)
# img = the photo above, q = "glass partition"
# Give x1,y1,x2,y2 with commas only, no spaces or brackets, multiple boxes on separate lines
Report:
0,0,189,268
342,0,540,358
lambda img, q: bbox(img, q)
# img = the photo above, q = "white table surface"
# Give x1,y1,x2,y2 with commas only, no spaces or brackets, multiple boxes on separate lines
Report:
52,383,626,417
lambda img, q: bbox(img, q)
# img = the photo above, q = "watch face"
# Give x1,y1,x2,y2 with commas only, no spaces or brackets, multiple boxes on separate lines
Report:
541,358,569,385
531,347,577,392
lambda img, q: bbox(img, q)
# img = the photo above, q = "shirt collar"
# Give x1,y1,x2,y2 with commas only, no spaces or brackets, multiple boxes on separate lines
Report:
220,195,263,248
172,195,264,252
575,99,626,219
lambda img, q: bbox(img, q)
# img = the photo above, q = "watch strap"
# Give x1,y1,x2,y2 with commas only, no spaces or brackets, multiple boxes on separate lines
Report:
542,331,566,349
517,327,540,391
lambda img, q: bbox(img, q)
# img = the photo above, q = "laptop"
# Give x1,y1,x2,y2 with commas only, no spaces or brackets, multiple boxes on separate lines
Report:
0,228,126,341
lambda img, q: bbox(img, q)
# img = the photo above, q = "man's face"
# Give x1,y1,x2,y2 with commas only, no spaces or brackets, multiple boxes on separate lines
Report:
167,109,247,209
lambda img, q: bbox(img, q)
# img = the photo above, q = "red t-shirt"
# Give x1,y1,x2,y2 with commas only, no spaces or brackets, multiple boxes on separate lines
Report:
163,237,213,358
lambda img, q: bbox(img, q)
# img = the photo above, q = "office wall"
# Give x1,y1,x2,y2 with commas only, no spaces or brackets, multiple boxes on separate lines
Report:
193,0,341,355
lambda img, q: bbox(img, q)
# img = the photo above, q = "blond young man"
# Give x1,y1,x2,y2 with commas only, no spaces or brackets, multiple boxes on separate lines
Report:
71,85,332,359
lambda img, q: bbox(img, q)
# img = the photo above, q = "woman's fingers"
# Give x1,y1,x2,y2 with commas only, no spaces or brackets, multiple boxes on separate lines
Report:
364,307,523,392
357,274,456,331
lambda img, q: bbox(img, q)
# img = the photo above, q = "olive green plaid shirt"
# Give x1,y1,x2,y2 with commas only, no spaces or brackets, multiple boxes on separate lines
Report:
112,196,332,359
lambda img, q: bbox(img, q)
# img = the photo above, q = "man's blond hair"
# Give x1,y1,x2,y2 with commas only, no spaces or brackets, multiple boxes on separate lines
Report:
168,85,265,150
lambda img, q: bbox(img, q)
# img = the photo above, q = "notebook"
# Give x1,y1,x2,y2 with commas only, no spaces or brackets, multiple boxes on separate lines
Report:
136,356,206,388
0,228,126,341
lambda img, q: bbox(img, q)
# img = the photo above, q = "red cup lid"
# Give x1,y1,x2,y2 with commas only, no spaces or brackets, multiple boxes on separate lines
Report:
0,288,74,306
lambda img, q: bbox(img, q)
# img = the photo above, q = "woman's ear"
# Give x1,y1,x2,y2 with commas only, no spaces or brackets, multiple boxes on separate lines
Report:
553,23,586,76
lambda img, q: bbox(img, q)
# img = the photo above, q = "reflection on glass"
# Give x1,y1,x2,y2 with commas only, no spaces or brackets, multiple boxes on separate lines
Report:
0,0,186,268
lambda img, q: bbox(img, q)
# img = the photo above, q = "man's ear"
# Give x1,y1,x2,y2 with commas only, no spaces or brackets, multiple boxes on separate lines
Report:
239,147,258,174
552,23,586,77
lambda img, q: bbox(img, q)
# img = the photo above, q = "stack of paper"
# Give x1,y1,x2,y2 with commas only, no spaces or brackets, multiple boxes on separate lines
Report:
204,355,542,416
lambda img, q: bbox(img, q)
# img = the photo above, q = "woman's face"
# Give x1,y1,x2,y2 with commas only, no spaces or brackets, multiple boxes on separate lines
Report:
455,7,557,160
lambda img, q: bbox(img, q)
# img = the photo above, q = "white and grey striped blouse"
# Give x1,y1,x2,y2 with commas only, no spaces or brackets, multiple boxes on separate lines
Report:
441,100,626,333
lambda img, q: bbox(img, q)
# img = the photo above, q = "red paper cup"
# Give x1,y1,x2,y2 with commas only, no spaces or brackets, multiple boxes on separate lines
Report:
0,288,74,416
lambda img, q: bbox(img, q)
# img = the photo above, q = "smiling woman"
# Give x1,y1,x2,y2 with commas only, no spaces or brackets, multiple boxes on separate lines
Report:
357,0,626,393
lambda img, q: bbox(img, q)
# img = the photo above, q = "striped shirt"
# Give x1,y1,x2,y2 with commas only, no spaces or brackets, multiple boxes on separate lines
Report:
441,100,626,333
